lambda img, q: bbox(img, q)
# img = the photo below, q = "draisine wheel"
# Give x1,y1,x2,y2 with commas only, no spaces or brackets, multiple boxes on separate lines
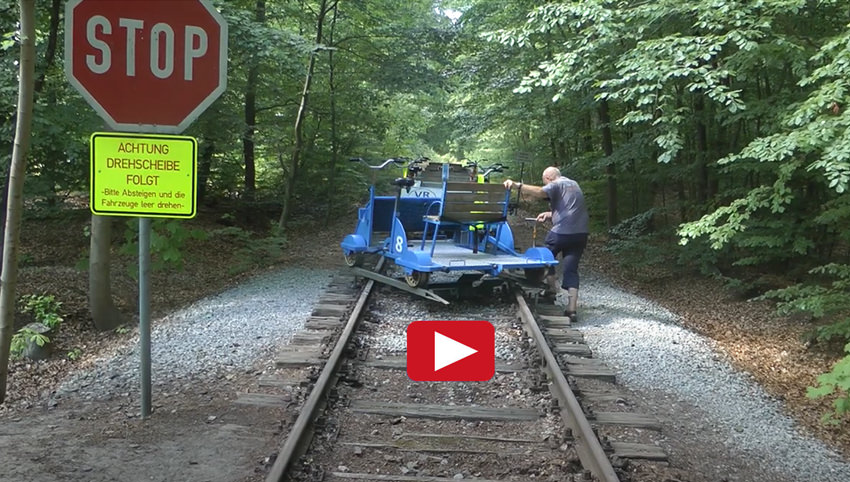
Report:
524,268,546,284
343,252,363,267
404,270,430,288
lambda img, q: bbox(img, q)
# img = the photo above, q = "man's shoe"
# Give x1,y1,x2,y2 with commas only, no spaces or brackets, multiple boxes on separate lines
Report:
565,310,578,322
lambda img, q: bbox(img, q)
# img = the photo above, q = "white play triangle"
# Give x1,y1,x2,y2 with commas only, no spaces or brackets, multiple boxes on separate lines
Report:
434,331,478,371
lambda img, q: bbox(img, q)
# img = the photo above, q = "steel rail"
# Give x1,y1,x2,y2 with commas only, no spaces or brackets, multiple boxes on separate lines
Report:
266,258,384,482
514,289,621,482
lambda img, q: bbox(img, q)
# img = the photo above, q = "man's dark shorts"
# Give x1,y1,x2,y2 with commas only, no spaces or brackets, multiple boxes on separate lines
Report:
544,232,588,289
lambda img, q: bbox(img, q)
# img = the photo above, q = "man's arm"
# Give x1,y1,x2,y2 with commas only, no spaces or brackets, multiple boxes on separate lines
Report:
504,179,548,200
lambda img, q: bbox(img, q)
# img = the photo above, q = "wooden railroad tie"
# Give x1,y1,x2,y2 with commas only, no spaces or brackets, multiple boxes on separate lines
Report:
359,356,522,373
234,392,292,408
311,303,349,317
545,327,584,343
350,400,540,422
610,441,668,461
275,346,325,368
553,342,592,357
590,411,662,430
537,315,572,328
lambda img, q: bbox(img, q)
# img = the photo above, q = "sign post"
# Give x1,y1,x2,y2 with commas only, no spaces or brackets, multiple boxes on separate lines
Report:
66,0,228,419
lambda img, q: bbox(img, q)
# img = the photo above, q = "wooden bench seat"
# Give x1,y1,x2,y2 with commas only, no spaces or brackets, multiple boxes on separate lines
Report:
420,175,510,255
432,182,508,223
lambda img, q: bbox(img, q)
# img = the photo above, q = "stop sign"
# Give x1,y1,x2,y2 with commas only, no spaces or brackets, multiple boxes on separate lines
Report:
65,0,227,134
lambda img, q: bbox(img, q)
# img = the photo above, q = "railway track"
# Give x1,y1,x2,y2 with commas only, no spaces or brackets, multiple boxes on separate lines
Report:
254,262,666,482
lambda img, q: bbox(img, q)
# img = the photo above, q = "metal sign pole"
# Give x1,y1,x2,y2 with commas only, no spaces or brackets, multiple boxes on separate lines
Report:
139,217,152,418
70,0,224,419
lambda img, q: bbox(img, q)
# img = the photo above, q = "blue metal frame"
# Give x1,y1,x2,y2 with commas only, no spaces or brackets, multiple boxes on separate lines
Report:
341,162,556,278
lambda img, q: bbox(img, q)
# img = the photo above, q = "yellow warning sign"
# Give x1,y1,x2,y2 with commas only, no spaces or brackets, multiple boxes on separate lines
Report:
90,132,197,218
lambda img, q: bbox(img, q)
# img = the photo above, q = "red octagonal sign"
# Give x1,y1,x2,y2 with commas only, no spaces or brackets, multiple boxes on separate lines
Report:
65,0,228,134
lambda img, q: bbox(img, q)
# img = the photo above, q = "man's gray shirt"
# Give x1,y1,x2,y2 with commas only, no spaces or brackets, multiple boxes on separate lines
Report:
541,176,589,235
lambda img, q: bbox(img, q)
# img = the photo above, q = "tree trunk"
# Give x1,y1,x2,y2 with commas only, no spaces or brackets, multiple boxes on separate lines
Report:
36,0,63,206
279,0,337,230
694,95,709,204
598,99,617,228
582,111,593,154
324,3,339,227
33,0,61,94
555,137,567,163
243,68,257,203
197,139,214,204
242,0,265,207
0,165,10,276
89,215,122,331
0,0,36,403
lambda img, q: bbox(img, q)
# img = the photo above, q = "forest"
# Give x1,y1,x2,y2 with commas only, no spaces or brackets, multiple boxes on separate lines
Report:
0,0,848,420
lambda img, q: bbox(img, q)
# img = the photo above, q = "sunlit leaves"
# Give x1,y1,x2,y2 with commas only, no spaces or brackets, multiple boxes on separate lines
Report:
679,186,772,249
718,28,850,195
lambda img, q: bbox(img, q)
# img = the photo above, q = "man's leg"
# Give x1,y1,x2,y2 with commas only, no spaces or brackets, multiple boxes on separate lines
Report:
566,287,578,314
561,234,588,318
543,232,563,298
562,251,580,316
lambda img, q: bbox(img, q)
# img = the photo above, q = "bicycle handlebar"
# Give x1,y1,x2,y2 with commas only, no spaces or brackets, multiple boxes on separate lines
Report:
348,157,416,170
481,165,508,176
464,160,508,172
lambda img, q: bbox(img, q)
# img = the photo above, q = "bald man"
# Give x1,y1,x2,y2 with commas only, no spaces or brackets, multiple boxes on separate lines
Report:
504,167,589,320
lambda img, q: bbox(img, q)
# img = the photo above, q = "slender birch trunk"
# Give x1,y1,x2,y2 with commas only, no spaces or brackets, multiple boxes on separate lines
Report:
0,0,36,403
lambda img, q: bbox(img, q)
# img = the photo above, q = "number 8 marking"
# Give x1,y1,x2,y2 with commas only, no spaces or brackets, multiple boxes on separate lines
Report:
395,236,404,253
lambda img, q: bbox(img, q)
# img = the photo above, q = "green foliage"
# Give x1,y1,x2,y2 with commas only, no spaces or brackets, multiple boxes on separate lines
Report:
604,232,674,280
604,210,682,279
211,226,288,275
19,252,33,266
807,343,850,424
762,262,850,422
761,263,850,342
67,347,83,361
10,329,49,360
120,220,208,276
809,319,850,346
472,0,850,425
1,30,15,51
674,234,726,278
21,294,63,329
608,209,657,240
12,294,64,359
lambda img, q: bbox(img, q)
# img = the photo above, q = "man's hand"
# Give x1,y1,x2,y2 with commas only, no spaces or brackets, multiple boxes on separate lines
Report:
503,179,517,190
536,211,552,223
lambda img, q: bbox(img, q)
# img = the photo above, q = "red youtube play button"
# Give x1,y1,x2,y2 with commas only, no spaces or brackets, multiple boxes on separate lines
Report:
406,320,495,382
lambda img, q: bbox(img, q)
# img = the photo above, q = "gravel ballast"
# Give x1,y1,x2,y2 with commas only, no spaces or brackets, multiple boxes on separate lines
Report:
577,271,850,482
53,267,334,402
